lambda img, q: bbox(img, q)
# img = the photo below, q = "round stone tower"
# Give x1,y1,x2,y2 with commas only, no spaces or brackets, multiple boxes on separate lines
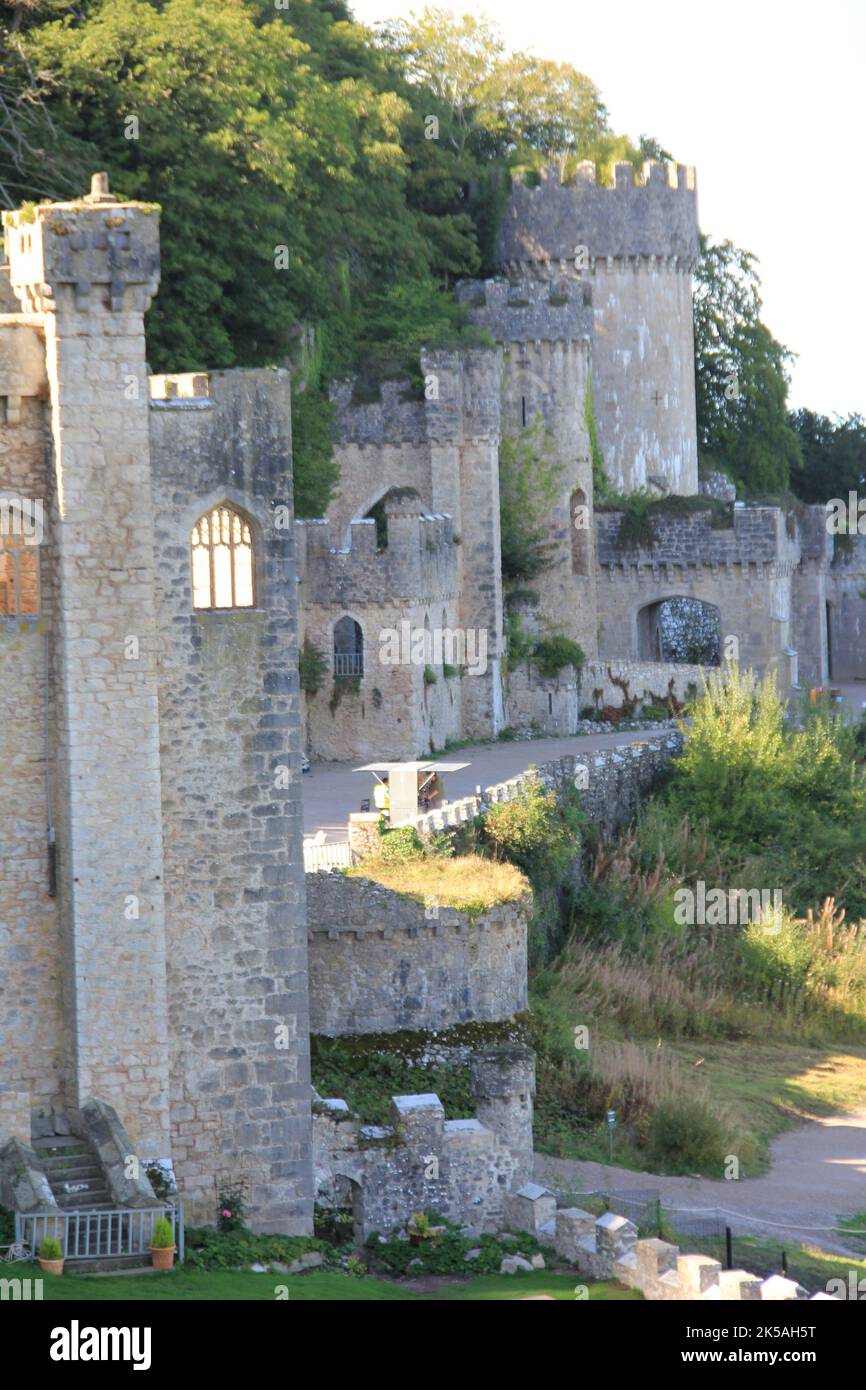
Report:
497,161,700,497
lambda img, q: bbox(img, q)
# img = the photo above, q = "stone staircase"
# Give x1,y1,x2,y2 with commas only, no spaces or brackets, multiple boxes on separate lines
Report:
32,1134,112,1210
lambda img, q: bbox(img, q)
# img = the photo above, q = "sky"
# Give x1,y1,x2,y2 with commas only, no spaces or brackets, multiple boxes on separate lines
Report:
348,0,865,420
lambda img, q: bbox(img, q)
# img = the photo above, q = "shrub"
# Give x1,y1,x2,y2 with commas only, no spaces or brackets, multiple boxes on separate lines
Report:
151,1217,175,1249
648,1096,728,1174
641,704,668,721
217,1185,247,1233
423,664,437,686
298,636,327,695
483,776,562,866
532,635,585,680
39,1236,62,1260
378,825,425,864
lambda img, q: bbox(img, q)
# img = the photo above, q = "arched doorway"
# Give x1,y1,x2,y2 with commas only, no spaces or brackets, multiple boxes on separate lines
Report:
637,596,721,665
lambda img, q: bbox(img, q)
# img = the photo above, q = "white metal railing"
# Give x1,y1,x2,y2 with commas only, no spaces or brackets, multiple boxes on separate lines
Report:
15,1202,184,1263
334,652,364,677
303,840,355,873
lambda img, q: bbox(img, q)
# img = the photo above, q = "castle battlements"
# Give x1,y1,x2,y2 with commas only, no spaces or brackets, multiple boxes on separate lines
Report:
295,507,457,608
497,160,699,270
456,276,594,344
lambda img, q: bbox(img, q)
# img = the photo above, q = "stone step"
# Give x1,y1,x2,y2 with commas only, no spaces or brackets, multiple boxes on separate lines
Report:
39,1158,102,1176
55,1190,112,1208
32,1135,89,1152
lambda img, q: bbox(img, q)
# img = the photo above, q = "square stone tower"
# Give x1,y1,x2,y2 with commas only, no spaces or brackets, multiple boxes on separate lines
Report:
1,175,313,1232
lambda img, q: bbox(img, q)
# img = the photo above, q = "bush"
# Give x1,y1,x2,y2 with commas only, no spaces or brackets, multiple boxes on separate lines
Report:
39,1236,62,1260
184,1226,330,1271
641,704,668,722
648,1096,728,1174
217,1185,246,1233
378,825,425,863
483,776,565,868
298,637,327,695
532,635,585,680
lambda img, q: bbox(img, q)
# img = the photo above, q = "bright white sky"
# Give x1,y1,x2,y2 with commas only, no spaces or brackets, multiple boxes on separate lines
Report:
348,0,865,419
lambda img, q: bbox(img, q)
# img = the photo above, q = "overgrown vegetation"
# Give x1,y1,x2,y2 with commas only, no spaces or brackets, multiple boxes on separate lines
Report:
529,667,866,1173
498,419,563,583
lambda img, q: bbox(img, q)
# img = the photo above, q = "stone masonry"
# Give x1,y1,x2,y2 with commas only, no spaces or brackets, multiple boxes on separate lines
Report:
0,178,312,1232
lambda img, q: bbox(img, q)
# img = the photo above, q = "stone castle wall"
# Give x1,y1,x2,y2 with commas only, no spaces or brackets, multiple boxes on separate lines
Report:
306,872,530,1035
4,193,173,1158
148,368,313,1231
0,331,64,1117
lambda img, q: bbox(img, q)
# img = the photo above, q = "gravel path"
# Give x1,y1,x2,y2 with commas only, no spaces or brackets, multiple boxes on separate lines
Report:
534,1108,866,1257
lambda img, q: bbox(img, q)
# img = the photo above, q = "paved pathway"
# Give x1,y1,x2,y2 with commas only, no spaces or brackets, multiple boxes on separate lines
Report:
534,1107,866,1257
302,727,665,841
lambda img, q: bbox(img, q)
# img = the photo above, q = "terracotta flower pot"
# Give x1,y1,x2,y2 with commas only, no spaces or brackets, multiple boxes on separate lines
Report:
151,1245,176,1271
38,1257,65,1276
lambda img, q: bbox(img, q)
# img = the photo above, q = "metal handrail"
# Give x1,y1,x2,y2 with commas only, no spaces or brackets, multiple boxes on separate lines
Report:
14,1201,184,1262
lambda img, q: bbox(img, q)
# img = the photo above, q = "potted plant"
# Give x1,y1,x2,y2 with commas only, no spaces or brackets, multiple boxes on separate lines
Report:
407,1213,430,1248
150,1216,176,1271
37,1236,65,1276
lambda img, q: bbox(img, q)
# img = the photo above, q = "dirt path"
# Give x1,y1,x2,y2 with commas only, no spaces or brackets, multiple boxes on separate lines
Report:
534,1108,866,1257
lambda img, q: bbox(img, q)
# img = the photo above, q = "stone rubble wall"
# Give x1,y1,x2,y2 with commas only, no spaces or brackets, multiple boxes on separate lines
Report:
313,1048,535,1239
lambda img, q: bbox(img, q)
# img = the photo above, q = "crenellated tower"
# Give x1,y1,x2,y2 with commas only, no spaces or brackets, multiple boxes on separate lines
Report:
496,161,700,497
455,277,597,661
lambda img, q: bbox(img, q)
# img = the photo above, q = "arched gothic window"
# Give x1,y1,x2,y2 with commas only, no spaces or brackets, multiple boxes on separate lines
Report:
191,504,255,610
333,615,364,677
0,533,39,615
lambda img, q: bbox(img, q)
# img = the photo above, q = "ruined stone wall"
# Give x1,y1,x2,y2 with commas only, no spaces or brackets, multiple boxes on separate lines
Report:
148,368,313,1233
314,1048,535,1239
306,872,530,1035
577,659,707,712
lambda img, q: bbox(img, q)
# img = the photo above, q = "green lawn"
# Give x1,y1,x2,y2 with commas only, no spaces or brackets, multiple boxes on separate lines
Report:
17,1265,638,1301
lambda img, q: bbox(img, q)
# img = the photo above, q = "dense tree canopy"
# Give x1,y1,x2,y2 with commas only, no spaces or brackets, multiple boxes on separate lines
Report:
0,1,819,512
789,409,866,505
693,235,801,496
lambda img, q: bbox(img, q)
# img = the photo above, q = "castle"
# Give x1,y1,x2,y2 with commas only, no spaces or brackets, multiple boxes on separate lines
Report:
299,161,866,761
0,164,863,1242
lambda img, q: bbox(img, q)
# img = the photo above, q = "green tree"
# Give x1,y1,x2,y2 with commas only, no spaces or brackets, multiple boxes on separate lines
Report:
694,235,802,494
790,409,866,505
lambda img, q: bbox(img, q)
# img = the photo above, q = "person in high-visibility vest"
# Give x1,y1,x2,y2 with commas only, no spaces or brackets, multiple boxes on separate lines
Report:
373,776,390,815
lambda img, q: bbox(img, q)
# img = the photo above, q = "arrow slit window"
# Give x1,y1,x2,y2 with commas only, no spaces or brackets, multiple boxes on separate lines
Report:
191,505,255,610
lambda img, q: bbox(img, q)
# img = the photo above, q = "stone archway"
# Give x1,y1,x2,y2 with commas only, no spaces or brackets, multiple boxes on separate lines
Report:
637,596,721,665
